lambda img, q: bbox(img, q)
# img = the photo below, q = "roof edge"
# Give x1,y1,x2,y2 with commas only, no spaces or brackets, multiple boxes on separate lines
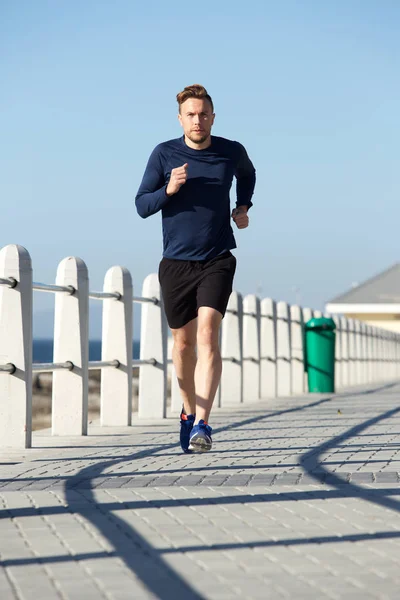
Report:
326,303,400,314
327,262,400,304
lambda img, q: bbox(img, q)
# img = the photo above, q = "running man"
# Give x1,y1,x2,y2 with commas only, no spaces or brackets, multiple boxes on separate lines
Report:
135,84,256,453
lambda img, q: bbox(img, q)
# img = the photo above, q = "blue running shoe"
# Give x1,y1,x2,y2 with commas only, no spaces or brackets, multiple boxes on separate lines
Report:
180,410,195,454
188,420,213,453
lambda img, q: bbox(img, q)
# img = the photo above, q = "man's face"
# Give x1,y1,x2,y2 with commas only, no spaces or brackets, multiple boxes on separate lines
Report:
178,98,215,145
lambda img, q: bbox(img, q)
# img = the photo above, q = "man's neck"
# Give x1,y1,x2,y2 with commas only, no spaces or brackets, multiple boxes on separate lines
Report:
184,135,212,150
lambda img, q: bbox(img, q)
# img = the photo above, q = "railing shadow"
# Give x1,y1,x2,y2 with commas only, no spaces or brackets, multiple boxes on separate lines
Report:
1,382,399,599
299,401,400,514
61,382,400,596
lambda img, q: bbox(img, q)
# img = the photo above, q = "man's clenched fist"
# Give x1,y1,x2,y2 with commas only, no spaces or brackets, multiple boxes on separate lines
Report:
166,163,188,196
232,206,249,229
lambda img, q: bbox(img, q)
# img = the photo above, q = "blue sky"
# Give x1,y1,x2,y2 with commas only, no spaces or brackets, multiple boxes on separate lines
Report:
1,0,399,337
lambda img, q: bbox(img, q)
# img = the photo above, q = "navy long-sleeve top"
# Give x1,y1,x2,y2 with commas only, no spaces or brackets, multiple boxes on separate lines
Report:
135,135,256,261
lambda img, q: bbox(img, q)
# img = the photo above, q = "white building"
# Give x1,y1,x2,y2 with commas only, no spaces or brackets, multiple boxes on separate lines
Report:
326,263,400,333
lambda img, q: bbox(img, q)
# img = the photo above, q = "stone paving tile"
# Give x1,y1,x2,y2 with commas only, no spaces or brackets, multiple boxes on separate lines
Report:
2,471,400,490
1,384,400,598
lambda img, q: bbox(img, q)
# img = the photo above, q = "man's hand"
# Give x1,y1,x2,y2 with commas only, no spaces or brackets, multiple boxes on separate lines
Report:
166,163,188,196
232,206,249,229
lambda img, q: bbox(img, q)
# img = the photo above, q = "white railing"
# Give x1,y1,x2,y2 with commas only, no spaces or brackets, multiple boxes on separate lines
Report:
1,243,400,449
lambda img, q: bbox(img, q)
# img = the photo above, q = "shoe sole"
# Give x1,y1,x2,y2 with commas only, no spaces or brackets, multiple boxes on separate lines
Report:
188,434,212,453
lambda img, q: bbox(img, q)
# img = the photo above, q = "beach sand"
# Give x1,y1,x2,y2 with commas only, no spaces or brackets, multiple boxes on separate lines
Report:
32,370,140,431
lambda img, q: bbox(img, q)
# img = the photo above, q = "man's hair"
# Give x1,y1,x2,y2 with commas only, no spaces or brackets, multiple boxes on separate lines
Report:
176,84,214,113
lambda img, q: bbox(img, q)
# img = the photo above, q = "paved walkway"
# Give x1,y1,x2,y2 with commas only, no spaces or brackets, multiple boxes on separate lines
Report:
1,383,400,599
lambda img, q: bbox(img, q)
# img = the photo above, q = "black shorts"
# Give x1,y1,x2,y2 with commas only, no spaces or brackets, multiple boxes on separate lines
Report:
158,251,237,329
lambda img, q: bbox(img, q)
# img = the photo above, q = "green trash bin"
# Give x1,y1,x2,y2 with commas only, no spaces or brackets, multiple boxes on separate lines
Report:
304,317,336,393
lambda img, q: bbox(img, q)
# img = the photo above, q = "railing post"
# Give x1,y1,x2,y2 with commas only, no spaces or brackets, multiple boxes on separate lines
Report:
389,332,395,380
52,257,89,435
370,326,377,383
100,266,133,426
302,308,313,391
364,323,370,383
302,308,313,324
386,330,391,380
361,322,371,384
242,295,261,402
0,244,32,448
260,298,277,398
333,316,342,389
340,317,350,388
220,291,243,406
387,331,392,380
348,319,357,386
369,325,375,383
383,329,389,381
276,301,292,396
396,334,400,379
138,274,168,419
290,305,304,395
354,320,363,385
375,327,383,381
380,329,387,381
377,327,383,382
395,333,400,379
388,331,393,380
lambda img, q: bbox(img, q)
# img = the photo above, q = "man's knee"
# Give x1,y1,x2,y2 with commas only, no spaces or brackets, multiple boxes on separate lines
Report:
197,324,219,352
173,333,196,356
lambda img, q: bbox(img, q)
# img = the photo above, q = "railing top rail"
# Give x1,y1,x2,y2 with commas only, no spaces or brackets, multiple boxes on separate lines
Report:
0,363,16,374
32,361,73,372
2,357,160,375
133,296,159,305
33,282,75,295
32,360,121,373
89,291,121,300
0,277,17,288
23,280,159,304
88,360,120,369
133,358,157,366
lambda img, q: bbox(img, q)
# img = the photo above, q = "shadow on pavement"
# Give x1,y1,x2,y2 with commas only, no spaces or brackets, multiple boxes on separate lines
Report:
2,382,399,599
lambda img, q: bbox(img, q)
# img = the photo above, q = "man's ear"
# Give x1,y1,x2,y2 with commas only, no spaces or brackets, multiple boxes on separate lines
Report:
178,112,183,127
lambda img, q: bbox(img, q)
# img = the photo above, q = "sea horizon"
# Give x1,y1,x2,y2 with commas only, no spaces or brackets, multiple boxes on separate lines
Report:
33,339,140,363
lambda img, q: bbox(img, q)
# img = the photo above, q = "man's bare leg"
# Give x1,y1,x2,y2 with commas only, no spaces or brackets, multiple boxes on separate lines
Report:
194,306,223,424
171,318,197,416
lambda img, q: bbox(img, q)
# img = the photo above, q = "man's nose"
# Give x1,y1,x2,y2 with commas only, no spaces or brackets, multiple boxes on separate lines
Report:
193,114,200,124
